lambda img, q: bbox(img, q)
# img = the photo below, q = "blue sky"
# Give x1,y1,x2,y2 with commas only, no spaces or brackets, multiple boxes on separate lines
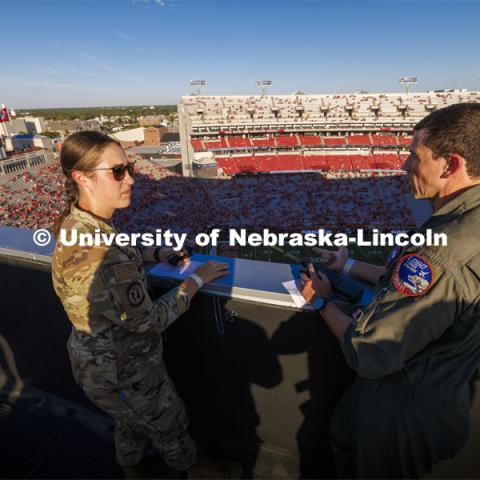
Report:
2,0,480,108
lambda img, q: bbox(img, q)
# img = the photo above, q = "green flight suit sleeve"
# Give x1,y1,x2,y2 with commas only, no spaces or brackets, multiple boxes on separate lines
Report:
341,255,459,379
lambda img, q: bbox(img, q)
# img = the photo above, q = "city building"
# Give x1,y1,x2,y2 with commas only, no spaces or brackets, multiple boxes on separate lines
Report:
143,126,167,146
23,116,46,134
143,127,180,146
0,118,28,137
11,134,54,152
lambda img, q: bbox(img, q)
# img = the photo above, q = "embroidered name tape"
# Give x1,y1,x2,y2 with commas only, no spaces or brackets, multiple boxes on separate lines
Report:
393,254,433,297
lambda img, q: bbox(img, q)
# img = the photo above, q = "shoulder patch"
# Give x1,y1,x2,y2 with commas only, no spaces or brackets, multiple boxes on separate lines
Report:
113,262,139,283
392,254,433,297
127,282,145,306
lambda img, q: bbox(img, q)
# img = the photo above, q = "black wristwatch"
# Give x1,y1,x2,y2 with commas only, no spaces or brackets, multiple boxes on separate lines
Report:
312,297,330,312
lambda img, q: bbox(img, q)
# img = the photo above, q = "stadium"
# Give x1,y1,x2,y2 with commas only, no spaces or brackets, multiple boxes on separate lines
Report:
178,90,480,174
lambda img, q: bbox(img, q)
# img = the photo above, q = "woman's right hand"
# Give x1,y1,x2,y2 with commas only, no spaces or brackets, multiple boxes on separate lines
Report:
194,261,229,284
313,246,349,272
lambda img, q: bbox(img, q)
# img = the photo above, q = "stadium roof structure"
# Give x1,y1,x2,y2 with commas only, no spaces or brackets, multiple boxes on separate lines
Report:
111,127,144,142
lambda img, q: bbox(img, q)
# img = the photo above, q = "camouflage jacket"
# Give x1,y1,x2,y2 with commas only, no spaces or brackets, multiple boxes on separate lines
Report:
51,204,190,389
342,184,480,390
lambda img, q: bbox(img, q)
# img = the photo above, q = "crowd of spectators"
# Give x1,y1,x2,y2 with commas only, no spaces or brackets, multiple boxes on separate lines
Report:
116,169,425,238
0,159,429,243
0,164,67,229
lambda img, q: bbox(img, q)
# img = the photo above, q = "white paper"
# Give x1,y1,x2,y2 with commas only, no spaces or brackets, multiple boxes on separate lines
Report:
282,279,308,309
149,260,202,280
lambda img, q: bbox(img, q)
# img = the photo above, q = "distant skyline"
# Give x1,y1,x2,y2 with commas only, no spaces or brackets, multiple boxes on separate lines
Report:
2,0,480,108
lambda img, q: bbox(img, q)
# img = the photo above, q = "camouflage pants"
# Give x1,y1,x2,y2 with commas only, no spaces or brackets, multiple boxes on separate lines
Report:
78,365,196,470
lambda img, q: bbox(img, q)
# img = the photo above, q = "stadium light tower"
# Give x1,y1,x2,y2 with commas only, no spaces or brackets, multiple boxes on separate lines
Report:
399,77,418,96
189,79,206,95
256,80,272,96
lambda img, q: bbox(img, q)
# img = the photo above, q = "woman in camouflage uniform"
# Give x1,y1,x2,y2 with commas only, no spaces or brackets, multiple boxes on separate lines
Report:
51,131,229,477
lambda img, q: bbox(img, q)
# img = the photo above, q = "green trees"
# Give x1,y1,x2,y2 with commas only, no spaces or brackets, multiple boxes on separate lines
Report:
15,105,177,121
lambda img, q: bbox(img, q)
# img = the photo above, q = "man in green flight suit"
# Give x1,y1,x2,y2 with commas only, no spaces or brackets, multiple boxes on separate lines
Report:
300,103,480,478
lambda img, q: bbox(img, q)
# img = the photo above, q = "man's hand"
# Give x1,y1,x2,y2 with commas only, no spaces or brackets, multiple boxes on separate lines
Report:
313,246,349,272
300,263,333,304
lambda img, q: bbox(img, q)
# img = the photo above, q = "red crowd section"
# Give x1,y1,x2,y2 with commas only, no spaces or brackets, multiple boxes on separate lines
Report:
116,172,417,235
215,153,408,175
0,161,177,230
190,134,412,151
1,160,419,237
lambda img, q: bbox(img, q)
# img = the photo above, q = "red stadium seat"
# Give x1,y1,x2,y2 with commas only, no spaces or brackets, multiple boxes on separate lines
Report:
304,155,329,170
190,139,204,151
277,155,305,171
349,155,376,170
347,135,372,146
251,137,276,148
327,155,354,170
256,155,280,172
299,135,322,147
203,138,228,150
275,135,299,147
234,155,257,173
371,135,399,146
322,136,346,147
228,137,252,148
216,157,238,175
374,154,403,170
398,136,413,146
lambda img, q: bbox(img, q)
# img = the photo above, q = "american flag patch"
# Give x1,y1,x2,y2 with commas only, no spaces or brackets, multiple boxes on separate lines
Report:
113,262,139,283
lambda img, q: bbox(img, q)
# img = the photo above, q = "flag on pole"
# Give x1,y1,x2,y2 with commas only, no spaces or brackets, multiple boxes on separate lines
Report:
0,106,10,123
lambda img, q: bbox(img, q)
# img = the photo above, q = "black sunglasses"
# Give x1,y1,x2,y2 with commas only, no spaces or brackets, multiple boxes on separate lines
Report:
87,162,136,181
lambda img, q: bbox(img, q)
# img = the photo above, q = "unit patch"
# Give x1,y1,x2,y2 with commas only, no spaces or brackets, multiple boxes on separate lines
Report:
127,282,145,306
392,254,433,297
